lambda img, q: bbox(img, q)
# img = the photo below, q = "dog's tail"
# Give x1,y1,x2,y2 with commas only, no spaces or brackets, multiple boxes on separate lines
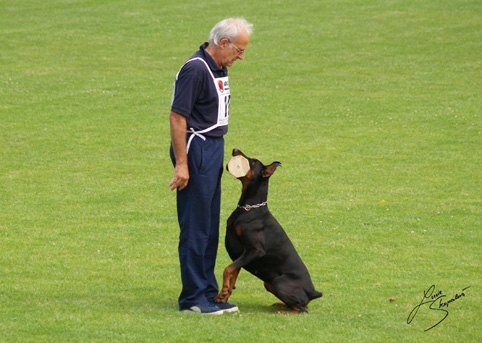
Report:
310,290,323,300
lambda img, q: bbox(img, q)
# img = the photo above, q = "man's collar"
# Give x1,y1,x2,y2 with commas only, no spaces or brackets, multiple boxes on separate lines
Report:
200,42,227,74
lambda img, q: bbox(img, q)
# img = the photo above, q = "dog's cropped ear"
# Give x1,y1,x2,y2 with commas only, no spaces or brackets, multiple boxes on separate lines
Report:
262,162,281,178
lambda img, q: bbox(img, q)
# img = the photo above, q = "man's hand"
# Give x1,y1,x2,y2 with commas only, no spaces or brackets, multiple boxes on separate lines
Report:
169,163,189,191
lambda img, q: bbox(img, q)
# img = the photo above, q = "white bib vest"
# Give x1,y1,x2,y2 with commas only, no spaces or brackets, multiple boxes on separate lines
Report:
175,57,230,153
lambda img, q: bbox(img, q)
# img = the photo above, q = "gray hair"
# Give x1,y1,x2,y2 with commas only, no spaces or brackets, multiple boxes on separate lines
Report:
209,18,253,45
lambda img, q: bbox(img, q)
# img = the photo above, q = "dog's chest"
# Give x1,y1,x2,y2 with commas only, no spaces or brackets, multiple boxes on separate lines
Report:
225,218,244,248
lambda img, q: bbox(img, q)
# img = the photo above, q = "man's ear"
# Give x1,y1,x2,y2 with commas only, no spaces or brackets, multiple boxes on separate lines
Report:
219,38,230,49
262,162,281,178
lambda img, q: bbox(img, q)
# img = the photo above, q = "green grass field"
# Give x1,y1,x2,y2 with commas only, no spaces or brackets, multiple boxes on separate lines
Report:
1,0,480,342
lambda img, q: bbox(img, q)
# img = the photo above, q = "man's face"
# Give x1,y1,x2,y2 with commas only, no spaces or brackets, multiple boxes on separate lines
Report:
221,31,250,67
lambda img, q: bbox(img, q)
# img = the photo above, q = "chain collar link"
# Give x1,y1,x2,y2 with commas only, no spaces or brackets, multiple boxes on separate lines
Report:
237,201,268,212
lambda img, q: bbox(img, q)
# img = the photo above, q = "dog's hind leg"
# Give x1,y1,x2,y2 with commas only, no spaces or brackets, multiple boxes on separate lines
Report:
271,276,310,314
264,282,288,308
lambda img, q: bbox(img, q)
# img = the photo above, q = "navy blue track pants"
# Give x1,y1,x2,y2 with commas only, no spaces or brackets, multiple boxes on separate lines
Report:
170,136,224,310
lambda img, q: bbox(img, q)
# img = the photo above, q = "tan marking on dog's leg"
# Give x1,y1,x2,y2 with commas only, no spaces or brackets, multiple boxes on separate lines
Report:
215,265,240,303
229,267,241,290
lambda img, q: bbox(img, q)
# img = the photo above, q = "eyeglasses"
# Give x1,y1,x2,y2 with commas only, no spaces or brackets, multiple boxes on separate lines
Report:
229,41,246,54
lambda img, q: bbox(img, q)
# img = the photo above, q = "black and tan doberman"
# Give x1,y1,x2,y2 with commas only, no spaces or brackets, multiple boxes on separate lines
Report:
215,149,322,313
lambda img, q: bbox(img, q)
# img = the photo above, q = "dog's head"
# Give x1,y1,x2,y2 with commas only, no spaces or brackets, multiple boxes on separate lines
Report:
227,148,281,191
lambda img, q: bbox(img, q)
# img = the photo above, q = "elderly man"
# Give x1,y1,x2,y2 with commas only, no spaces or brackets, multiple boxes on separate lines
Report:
169,18,253,314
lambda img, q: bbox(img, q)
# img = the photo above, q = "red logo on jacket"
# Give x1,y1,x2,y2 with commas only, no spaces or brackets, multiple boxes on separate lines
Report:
217,80,224,92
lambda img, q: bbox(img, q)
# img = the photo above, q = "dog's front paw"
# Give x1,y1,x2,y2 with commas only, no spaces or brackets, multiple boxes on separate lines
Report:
214,290,231,303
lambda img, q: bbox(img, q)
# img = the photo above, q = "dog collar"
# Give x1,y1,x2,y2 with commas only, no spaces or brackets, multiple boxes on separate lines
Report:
237,201,267,211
